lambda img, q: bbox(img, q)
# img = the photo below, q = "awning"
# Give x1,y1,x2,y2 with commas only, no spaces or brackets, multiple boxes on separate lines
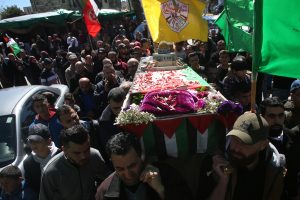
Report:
0,9,75,30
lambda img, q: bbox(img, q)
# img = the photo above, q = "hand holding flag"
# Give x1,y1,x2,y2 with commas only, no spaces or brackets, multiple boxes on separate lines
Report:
0,33,21,55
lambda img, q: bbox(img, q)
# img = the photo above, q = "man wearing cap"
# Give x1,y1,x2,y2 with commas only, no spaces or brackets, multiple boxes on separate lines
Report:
210,112,286,200
40,58,60,86
40,125,110,200
20,123,61,199
94,48,107,75
285,79,300,129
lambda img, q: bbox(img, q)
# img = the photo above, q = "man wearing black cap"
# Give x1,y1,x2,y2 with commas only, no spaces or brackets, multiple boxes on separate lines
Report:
210,112,286,200
40,58,60,86
20,123,60,199
94,48,107,75
285,79,300,129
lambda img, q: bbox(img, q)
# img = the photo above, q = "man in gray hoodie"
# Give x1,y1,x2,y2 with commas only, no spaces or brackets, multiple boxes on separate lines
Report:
39,124,110,200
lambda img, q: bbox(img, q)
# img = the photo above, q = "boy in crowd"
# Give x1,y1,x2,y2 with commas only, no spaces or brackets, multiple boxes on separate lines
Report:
0,165,35,199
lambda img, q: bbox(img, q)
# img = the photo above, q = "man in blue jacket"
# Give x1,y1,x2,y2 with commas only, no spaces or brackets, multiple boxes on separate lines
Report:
31,94,63,147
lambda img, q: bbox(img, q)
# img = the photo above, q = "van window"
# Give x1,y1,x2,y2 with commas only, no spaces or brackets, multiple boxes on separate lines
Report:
0,115,16,168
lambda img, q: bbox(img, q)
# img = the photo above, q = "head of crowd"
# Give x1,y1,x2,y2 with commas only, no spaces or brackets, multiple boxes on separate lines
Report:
1,6,300,200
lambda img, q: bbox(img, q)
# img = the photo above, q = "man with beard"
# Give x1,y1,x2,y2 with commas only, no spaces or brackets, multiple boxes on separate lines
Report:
260,97,290,154
260,97,300,200
210,112,286,200
40,125,110,200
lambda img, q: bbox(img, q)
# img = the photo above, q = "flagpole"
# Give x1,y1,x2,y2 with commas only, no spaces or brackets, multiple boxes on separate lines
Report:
88,34,94,51
251,0,258,113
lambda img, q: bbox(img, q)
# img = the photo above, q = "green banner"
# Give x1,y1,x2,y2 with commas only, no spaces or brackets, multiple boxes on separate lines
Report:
254,0,300,78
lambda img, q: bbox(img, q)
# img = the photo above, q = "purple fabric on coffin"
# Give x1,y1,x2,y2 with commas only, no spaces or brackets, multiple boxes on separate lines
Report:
140,90,202,115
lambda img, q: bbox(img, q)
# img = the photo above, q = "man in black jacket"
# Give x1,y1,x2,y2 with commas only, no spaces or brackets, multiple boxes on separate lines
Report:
21,123,60,199
95,132,165,200
261,97,300,199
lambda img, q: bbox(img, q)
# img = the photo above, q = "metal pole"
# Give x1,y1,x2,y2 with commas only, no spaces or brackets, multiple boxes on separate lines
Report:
128,0,132,12
88,34,94,51
251,0,258,113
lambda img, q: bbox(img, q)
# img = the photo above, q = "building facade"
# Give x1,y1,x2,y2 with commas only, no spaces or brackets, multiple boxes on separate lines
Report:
23,6,34,14
30,0,122,13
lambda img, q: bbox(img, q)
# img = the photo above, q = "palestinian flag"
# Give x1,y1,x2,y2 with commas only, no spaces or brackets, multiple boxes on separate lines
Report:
0,33,21,55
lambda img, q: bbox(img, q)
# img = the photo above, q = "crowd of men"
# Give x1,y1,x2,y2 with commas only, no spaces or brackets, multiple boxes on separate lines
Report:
0,16,299,200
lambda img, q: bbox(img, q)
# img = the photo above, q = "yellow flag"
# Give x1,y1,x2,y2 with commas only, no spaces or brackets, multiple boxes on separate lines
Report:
141,0,208,42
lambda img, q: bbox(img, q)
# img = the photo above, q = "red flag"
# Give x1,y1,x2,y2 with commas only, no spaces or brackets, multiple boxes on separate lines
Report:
83,0,101,37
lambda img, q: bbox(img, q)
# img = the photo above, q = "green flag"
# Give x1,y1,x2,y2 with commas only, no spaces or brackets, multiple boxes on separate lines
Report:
254,0,300,78
215,0,253,53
